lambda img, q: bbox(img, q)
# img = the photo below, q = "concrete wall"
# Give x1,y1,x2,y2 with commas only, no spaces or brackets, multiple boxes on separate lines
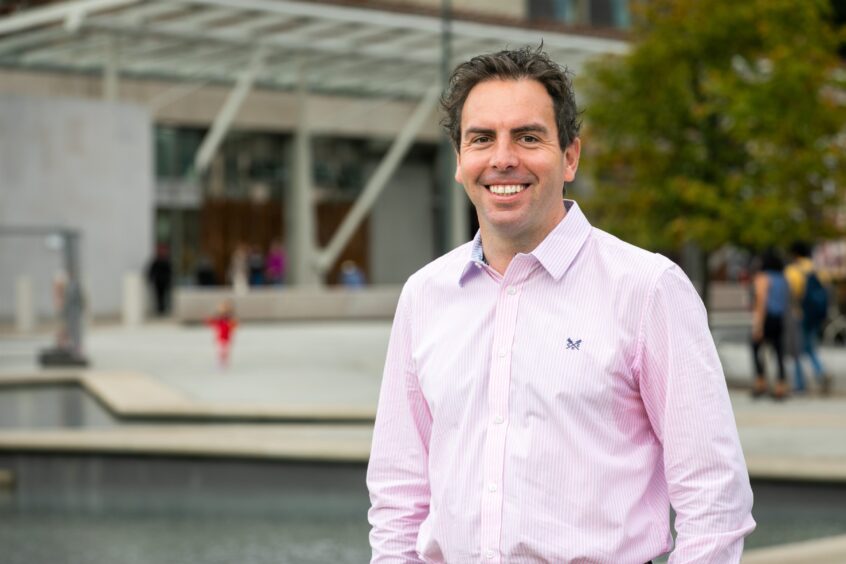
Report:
0,95,153,320
369,163,436,284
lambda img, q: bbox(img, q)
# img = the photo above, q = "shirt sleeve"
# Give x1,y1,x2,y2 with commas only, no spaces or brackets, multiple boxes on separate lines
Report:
367,286,433,563
637,264,756,563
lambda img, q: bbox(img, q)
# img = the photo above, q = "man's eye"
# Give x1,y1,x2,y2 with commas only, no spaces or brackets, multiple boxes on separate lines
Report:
472,136,491,144
520,135,539,143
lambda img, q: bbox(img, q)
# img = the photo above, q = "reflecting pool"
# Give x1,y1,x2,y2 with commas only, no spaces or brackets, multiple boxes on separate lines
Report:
0,454,371,564
0,384,117,429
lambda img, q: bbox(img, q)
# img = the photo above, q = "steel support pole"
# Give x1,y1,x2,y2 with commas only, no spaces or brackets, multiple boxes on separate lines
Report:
15,275,34,333
314,84,441,275
438,0,469,250
189,46,263,286
288,60,320,285
194,46,265,175
103,35,120,101
446,154,469,248
62,230,85,357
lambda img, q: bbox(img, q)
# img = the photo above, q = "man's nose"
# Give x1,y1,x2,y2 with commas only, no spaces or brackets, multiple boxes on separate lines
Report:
489,139,518,169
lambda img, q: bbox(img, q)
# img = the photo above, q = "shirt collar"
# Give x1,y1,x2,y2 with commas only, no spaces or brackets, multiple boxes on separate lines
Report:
530,200,592,281
458,199,592,285
457,230,487,285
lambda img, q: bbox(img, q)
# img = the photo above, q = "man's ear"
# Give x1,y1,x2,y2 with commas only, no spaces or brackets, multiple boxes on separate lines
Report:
454,150,462,184
563,138,581,182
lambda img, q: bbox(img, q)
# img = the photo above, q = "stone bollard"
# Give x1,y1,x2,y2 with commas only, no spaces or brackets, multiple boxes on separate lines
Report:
122,271,145,327
15,275,35,333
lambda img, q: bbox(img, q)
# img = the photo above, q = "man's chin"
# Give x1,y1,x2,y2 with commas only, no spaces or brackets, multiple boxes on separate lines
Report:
480,213,529,238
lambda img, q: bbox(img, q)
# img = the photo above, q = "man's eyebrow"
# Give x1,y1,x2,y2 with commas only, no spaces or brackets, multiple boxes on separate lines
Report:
463,127,495,139
511,124,549,136
462,124,549,140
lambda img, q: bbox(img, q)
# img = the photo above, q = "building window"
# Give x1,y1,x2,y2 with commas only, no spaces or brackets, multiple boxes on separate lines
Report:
155,126,204,179
590,0,630,28
528,0,630,29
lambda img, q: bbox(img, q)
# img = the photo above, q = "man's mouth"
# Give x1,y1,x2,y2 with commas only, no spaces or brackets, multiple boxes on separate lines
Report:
486,184,529,195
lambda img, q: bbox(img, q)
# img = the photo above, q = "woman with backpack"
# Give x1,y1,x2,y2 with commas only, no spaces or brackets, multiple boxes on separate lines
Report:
750,249,790,399
785,241,833,395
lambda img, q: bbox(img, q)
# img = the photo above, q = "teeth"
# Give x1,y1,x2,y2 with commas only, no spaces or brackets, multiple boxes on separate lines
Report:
488,184,526,195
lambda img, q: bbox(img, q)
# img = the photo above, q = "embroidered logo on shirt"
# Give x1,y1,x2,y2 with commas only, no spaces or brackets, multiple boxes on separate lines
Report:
566,338,582,350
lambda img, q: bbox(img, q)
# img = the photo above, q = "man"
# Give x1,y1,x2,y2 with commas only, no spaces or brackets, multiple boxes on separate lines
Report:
147,243,172,316
367,47,755,563
785,241,832,395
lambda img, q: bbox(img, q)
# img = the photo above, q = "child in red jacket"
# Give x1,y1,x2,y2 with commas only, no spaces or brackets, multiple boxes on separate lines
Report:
208,300,237,368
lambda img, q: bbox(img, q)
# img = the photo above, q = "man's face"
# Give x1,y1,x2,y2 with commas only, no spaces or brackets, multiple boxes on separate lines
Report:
455,78,580,248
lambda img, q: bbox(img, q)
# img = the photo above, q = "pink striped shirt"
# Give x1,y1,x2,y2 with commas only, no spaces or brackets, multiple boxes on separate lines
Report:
367,200,755,563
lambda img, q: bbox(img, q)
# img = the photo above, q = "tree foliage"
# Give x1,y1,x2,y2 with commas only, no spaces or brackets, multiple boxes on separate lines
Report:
580,0,846,253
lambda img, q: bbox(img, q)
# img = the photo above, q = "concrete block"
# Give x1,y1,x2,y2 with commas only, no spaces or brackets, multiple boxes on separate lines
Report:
174,286,402,322
122,271,145,327
15,275,34,333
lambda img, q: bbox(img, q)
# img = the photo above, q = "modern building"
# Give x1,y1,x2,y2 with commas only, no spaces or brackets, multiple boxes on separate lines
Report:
0,0,629,319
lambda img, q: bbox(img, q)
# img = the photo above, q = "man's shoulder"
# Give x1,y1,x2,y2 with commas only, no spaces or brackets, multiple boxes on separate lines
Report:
403,241,473,292
589,227,675,279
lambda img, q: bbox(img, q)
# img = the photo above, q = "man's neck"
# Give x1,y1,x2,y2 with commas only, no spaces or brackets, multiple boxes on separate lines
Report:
481,237,522,275
480,210,567,275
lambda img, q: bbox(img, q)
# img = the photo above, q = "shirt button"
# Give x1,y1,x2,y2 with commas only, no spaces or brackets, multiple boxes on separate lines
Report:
506,285,517,295
497,348,507,358
485,549,496,559
488,483,498,492
493,415,504,424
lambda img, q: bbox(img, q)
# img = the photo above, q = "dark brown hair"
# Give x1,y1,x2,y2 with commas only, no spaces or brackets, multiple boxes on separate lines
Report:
440,45,580,151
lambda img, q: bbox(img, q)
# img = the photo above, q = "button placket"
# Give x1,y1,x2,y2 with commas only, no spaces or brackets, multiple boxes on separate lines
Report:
479,270,527,563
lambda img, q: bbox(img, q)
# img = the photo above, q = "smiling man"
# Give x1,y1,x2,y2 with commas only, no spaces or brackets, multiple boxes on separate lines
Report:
367,47,755,563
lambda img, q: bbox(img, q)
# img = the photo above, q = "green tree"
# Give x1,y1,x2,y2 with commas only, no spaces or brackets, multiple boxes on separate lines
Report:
580,0,846,259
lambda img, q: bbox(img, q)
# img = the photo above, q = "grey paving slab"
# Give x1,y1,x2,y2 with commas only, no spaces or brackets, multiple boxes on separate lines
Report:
88,322,389,411
82,371,197,414
0,424,371,462
0,321,388,412
742,533,846,564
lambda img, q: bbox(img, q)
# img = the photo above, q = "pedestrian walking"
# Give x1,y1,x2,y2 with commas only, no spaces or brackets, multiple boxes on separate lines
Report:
207,300,237,368
265,239,287,286
786,241,833,395
146,244,173,316
750,250,789,399
339,260,366,288
248,245,265,287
